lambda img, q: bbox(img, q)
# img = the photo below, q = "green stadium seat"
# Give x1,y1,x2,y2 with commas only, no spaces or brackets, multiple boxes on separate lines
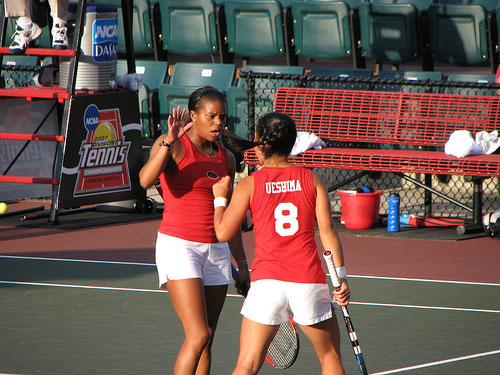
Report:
307,67,373,89
445,73,497,96
226,65,304,140
159,0,220,57
279,0,294,7
344,0,363,9
378,70,442,81
358,0,431,65
157,63,237,134
427,0,497,67
93,0,154,55
291,1,352,61
117,60,169,139
377,70,443,92
1,55,40,88
309,67,372,78
117,60,169,91
156,86,194,133
168,63,236,89
223,0,295,64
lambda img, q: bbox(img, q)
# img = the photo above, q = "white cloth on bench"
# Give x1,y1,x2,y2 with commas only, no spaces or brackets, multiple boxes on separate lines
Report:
445,130,500,158
291,132,326,156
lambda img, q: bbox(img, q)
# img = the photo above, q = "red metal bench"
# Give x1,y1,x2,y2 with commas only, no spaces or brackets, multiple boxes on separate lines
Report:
245,87,500,226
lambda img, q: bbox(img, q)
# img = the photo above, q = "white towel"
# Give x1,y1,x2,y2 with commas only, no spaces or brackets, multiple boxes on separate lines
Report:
445,130,500,158
472,130,500,155
291,132,326,156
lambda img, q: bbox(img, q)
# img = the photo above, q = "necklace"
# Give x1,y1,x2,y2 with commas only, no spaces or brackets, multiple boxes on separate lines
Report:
187,133,215,158
263,161,289,167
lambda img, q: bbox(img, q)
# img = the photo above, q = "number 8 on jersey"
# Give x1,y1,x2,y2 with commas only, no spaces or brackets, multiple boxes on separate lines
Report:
274,202,299,236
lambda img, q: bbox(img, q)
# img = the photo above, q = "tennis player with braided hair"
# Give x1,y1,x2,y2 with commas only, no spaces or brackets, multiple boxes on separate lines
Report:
213,112,350,375
140,86,250,374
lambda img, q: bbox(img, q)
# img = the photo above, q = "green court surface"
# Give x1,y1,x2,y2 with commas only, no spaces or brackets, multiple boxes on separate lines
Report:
1,256,499,374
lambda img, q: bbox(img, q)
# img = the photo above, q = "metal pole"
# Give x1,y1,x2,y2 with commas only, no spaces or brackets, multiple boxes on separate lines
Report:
395,172,472,212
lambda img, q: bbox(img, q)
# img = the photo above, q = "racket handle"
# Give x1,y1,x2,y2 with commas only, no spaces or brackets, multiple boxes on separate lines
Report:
323,250,341,289
231,263,250,297
231,263,239,281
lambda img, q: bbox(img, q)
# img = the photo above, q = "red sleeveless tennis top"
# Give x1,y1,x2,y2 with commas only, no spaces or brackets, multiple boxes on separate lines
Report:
158,135,229,243
249,166,326,283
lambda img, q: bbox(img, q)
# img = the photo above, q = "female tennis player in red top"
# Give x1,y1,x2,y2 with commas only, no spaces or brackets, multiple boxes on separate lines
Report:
213,112,350,375
139,86,250,375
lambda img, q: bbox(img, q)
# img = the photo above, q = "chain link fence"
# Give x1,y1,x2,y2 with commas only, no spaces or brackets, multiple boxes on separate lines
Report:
1,63,41,88
239,71,500,220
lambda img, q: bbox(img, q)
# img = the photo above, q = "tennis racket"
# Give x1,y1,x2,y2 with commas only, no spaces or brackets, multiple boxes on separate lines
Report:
231,264,300,369
323,251,368,375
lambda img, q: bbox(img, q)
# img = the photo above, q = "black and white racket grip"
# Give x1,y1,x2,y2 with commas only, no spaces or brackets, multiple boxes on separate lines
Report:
323,250,341,289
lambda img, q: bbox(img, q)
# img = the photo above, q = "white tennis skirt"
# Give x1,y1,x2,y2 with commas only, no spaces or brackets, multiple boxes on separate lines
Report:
241,279,333,326
155,232,232,289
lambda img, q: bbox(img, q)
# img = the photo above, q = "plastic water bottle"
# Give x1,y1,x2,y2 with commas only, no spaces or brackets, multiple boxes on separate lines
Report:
387,191,400,232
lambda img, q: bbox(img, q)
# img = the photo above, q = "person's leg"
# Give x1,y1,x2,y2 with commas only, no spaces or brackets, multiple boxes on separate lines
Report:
48,0,68,49
233,317,279,375
48,0,68,22
4,0,30,18
195,284,228,375
167,278,211,375
298,316,345,375
5,0,42,54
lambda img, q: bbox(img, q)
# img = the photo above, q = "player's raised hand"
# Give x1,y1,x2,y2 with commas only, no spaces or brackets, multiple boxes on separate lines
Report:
167,106,192,143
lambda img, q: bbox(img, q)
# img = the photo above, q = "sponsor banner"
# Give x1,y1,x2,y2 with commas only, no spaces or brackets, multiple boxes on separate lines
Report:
0,99,59,201
92,17,118,63
58,91,144,208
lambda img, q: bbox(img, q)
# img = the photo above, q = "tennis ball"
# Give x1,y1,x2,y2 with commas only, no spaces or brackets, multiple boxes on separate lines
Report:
0,202,7,214
93,121,117,148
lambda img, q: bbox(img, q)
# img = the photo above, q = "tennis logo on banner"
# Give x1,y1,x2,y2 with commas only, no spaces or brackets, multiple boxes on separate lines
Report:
74,104,132,196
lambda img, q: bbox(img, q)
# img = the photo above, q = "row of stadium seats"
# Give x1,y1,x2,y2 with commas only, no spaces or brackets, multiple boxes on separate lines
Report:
6,0,498,71
119,61,497,143
82,0,500,72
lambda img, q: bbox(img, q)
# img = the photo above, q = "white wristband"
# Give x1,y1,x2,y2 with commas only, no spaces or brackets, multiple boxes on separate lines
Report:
214,197,228,208
336,266,347,279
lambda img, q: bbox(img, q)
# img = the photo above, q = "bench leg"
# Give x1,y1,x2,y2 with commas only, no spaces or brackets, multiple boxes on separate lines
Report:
455,177,486,235
424,174,432,218
471,177,484,226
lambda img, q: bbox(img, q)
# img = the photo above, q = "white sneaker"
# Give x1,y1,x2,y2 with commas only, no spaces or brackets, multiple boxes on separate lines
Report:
9,22,42,54
52,23,68,50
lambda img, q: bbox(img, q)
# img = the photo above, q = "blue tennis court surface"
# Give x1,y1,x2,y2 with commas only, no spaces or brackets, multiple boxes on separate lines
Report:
1,255,499,374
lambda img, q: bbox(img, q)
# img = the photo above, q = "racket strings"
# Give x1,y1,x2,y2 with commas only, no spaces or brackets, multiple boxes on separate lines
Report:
267,321,299,368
